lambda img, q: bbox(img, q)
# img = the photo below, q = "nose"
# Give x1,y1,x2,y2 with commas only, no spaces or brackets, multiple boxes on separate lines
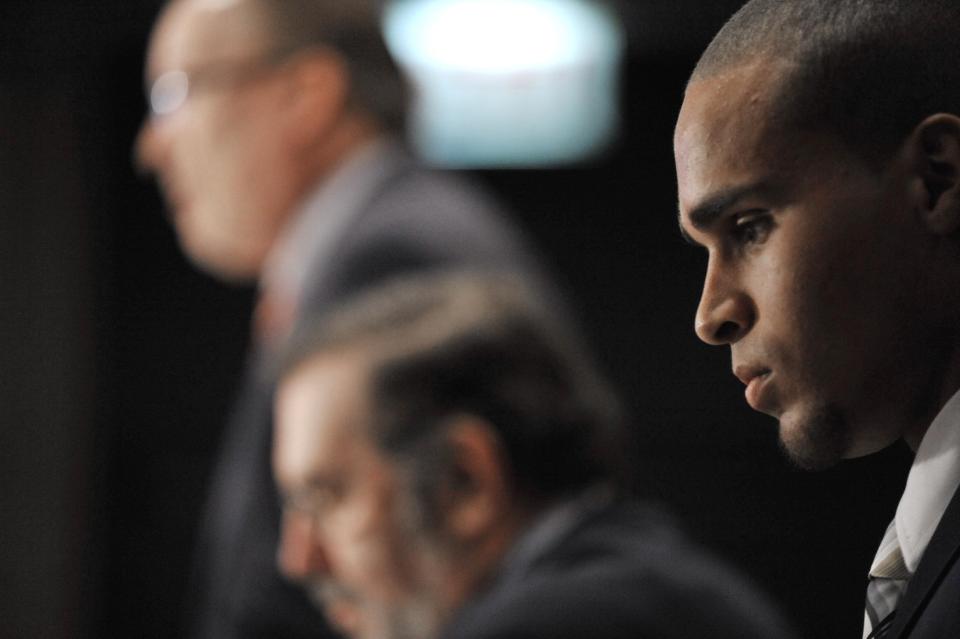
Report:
694,254,754,345
278,509,331,581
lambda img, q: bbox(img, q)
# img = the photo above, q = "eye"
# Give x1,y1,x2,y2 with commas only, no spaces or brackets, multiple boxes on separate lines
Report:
284,481,346,517
731,212,774,249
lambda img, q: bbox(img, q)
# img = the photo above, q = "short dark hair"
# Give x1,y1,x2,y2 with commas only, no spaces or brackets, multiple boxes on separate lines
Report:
692,0,960,163
247,0,407,131
281,273,627,518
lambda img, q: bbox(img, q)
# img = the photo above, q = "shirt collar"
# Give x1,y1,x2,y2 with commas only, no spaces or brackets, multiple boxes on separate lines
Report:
259,136,402,309
895,387,960,572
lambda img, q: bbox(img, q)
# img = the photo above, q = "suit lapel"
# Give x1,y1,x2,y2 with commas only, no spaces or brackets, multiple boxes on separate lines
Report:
890,484,960,637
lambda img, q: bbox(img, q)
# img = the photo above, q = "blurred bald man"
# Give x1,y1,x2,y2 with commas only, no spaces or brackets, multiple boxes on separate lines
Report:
136,1,557,638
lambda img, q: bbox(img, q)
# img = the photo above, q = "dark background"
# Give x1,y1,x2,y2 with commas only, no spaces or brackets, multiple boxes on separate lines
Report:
0,2,913,639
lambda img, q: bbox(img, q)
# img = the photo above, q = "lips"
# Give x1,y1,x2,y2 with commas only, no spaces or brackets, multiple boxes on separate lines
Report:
734,365,772,412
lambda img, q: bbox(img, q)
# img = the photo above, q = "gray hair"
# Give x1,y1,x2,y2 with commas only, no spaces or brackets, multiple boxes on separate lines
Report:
281,272,628,522
247,0,407,131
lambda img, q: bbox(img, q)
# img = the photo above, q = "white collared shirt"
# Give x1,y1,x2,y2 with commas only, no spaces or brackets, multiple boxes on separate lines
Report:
893,388,960,573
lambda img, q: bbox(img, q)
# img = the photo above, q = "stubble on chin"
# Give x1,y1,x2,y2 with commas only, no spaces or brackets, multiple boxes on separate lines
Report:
387,592,445,639
305,578,443,639
778,404,849,471
305,581,364,637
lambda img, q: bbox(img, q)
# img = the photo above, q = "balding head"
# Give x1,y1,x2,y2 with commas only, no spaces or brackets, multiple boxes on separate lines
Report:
243,0,406,130
136,0,405,281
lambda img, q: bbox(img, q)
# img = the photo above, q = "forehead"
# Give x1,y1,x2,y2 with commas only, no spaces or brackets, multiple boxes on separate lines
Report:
676,62,794,186
275,354,376,484
147,0,273,74
674,60,856,224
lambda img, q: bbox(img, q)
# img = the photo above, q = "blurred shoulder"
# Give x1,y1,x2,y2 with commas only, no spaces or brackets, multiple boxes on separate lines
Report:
443,501,797,639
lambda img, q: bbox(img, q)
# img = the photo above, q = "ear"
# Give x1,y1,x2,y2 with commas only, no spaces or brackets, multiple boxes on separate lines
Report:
279,48,350,145
436,416,512,543
911,114,960,235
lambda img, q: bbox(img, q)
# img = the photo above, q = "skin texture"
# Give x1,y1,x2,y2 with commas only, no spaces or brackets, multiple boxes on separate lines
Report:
273,352,526,639
136,0,372,281
674,59,960,469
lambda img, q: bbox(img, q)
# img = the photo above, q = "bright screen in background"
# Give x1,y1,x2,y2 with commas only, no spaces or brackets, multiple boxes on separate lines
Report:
383,0,625,168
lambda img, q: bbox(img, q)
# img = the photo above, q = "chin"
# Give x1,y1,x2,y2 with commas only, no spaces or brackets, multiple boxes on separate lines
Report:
777,403,849,471
171,206,265,282
179,233,263,283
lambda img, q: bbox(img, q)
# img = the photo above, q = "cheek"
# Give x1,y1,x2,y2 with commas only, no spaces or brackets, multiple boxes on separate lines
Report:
179,126,265,230
747,230,850,372
329,499,413,596
174,103,247,182
806,221,911,339
756,210,914,386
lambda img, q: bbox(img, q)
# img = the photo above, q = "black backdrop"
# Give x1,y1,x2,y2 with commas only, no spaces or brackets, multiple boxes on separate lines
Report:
0,2,913,639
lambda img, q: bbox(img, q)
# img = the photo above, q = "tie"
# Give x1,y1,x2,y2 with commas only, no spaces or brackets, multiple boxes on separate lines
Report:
863,519,912,639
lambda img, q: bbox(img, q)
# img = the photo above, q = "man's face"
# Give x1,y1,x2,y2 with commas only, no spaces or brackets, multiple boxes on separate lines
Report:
274,355,450,639
674,60,935,469
136,0,300,281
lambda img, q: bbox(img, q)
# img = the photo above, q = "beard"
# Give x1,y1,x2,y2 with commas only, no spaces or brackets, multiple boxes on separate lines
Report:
386,591,444,639
304,568,445,639
304,535,447,639
305,581,363,636
298,474,458,639
777,403,849,471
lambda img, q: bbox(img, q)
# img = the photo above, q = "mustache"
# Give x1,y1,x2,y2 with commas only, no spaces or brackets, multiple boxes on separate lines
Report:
307,579,360,609
306,580,365,635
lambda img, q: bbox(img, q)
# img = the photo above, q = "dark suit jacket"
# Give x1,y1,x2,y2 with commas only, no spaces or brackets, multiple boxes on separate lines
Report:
889,484,960,638
443,501,797,639
186,144,562,639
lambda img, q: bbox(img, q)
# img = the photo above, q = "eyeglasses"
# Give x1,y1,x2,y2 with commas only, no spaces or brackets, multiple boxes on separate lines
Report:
146,50,290,117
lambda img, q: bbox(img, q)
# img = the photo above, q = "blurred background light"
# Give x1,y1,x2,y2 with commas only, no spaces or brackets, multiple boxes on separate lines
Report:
384,0,625,167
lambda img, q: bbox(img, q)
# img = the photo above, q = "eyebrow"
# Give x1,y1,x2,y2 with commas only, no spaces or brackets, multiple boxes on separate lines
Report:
677,181,775,245
280,473,342,505
303,472,341,490
281,470,338,493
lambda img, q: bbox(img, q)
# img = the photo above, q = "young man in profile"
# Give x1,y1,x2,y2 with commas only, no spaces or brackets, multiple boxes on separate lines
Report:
674,2,960,636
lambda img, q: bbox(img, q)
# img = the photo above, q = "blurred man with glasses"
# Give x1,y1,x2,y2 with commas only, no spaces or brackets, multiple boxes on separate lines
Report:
272,273,797,639
136,1,555,638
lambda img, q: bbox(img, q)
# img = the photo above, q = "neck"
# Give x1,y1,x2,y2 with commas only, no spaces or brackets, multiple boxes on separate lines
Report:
429,504,535,626
903,339,960,452
297,111,382,196
256,111,382,282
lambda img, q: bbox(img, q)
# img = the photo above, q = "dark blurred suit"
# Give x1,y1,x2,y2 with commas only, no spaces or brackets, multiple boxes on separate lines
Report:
444,500,797,639
187,140,560,639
